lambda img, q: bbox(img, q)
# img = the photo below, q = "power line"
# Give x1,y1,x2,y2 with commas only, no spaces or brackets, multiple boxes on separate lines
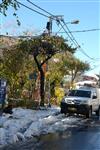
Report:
56,28,100,34
87,59,100,65
34,28,100,36
27,0,54,18
26,0,67,29
59,20,93,60
15,0,49,18
78,47,97,60
70,28,100,33
62,20,80,46
26,0,63,23
24,1,100,61
57,21,79,48
90,64,100,71
60,19,99,61
7,0,100,61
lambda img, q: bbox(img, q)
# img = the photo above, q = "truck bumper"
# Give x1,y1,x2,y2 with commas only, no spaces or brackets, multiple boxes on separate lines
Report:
60,101,90,115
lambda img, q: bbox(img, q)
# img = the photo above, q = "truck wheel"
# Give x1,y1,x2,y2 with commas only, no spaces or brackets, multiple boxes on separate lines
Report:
96,106,100,116
86,107,92,118
61,109,67,115
61,108,64,114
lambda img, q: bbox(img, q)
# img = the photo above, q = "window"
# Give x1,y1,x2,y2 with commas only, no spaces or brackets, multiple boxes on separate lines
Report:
68,90,91,98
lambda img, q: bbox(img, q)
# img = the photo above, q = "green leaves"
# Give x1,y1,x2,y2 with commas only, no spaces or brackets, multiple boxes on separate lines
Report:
0,0,20,25
16,19,21,26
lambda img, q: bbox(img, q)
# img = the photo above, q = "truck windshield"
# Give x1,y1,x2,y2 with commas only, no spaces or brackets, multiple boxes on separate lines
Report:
68,90,91,98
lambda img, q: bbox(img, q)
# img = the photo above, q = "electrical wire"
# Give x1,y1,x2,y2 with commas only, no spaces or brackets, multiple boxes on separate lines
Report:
69,28,100,33
90,64,100,71
28,0,100,61
56,28,100,34
27,0,65,26
2,0,99,61
87,59,100,66
15,0,49,18
27,0,55,18
58,20,92,60
57,21,79,47
22,1,100,61
61,19,99,60
62,20,80,46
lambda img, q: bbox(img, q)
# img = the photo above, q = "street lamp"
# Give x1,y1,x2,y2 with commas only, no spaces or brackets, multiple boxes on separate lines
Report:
70,20,79,24
56,19,79,35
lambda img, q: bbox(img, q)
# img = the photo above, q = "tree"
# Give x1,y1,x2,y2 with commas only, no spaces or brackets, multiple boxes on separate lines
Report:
47,52,90,94
63,53,90,86
0,35,76,105
1,42,30,97
0,0,20,25
16,36,76,106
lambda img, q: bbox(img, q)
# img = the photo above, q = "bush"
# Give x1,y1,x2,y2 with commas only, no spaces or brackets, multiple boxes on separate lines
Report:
8,98,40,109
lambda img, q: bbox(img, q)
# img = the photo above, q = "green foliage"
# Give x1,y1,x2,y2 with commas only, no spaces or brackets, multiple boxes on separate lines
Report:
62,52,90,84
0,40,38,99
0,0,20,25
8,98,35,108
18,36,76,58
46,52,90,97
55,86,64,105
16,36,76,106
0,35,78,106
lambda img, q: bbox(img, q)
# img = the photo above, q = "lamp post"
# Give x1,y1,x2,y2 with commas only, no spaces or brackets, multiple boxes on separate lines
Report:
56,19,79,35
69,20,79,24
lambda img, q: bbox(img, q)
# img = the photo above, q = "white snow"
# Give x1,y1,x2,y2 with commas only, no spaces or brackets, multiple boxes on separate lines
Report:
0,106,81,147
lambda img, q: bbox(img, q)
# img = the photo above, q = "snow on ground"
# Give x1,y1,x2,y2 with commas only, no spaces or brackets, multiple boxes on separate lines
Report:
0,106,81,147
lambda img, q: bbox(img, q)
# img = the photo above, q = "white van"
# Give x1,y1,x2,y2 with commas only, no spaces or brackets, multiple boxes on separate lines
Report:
60,86,100,118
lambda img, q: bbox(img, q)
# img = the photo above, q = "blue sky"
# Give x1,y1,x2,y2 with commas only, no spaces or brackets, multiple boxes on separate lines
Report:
0,0,100,74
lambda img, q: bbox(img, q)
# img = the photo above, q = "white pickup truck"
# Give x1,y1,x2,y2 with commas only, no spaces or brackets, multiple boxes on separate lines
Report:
60,86,100,118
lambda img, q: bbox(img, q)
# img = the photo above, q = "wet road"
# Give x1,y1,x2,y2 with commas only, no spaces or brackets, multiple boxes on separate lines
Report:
1,115,100,150
37,118,100,150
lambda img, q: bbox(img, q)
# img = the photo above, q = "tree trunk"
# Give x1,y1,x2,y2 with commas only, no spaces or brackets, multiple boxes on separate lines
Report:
71,70,78,88
34,56,45,106
40,69,45,106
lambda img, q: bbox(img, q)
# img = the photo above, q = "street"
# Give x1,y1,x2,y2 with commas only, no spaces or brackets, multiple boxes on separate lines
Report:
1,114,100,150
37,116,100,150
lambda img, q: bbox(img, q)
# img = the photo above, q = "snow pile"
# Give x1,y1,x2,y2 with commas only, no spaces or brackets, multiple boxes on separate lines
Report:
0,106,81,147
0,128,7,145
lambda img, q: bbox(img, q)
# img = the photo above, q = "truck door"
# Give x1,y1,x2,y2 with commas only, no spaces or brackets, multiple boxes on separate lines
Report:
91,92,98,111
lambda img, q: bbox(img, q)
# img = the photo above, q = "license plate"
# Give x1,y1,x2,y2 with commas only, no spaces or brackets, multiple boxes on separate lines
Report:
68,107,77,111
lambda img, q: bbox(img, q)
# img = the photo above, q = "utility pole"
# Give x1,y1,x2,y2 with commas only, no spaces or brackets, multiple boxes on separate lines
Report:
46,15,64,36
46,17,52,36
45,15,64,107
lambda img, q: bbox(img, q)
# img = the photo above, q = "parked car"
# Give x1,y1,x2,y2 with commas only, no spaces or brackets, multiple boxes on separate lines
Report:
60,86,100,118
